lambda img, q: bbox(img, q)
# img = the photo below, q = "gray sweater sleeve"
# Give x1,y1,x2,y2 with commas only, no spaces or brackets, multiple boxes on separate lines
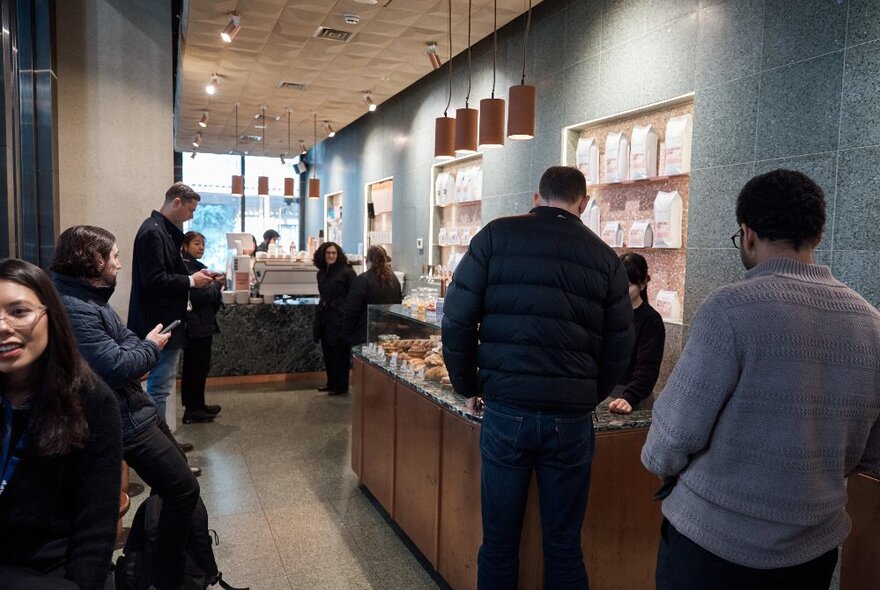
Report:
641,294,741,477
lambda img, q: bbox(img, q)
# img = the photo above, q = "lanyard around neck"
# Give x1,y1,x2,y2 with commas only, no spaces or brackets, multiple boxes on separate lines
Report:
0,401,28,497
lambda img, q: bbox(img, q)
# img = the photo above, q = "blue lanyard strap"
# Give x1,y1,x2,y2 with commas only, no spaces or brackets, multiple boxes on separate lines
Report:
0,400,27,497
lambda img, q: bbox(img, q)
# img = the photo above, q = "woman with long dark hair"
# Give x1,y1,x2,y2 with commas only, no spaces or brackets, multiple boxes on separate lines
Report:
608,252,666,414
343,246,402,346
0,259,121,590
313,242,356,395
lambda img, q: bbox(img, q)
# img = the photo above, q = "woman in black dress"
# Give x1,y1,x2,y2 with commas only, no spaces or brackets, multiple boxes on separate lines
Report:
313,242,356,395
343,246,402,346
0,259,121,590
608,252,666,415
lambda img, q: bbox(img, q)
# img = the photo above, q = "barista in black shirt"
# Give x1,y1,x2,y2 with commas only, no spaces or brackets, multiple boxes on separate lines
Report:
609,252,666,414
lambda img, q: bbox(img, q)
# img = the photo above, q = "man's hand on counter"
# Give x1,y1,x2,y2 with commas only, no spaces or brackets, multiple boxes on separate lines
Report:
191,269,214,288
608,398,633,415
465,396,484,415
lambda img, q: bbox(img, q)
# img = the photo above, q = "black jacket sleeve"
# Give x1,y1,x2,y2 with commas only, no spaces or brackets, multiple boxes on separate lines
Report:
65,380,122,590
343,274,369,338
67,303,160,388
621,312,665,407
442,225,491,398
596,258,635,401
135,228,190,295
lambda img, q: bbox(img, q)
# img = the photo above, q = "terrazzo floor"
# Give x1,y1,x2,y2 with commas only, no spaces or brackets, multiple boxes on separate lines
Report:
121,378,443,590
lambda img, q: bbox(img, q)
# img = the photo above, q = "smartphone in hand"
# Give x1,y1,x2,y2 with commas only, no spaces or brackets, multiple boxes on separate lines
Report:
159,319,182,335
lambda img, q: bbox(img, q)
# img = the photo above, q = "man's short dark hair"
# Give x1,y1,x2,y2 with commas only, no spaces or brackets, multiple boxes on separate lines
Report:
539,166,587,205
50,225,116,279
736,169,825,250
263,229,281,241
164,182,201,204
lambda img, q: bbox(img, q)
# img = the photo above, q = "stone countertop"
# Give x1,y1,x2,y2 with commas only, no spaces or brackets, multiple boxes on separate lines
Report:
210,301,323,376
352,346,652,432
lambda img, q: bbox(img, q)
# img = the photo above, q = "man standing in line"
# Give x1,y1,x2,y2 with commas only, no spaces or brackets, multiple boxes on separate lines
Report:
129,182,216,427
442,166,634,589
642,169,880,590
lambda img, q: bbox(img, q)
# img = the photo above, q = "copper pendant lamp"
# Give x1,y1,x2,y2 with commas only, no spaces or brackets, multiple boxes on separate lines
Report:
434,0,456,160
479,0,505,149
284,108,295,196
508,0,536,140
308,112,320,199
230,103,244,195
454,0,478,155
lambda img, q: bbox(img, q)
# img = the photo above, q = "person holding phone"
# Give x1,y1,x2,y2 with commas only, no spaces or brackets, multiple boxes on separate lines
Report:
180,231,223,424
51,225,201,590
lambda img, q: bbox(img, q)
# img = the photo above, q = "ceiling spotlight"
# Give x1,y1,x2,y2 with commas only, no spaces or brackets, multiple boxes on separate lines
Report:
426,42,442,70
220,13,241,43
323,121,335,137
192,132,202,148
205,74,219,95
299,140,307,154
363,92,377,112
198,112,209,127
280,154,286,165
190,151,197,159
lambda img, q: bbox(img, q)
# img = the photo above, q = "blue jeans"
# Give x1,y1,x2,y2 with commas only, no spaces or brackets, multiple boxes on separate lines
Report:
478,400,595,590
146,348,180,423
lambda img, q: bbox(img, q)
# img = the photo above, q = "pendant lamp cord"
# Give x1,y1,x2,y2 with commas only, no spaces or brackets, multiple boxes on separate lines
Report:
287,108,291,155
443,0,452,117
234,103,239,153
521,0,532,85
261,106,266,156
491,0,497,98
465,0,472,108
313,112,317,179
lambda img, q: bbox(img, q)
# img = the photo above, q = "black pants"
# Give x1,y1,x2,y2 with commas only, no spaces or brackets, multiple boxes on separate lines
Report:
321,337,351,392
123,420,200,589
656,519,838,590
181,335,213,412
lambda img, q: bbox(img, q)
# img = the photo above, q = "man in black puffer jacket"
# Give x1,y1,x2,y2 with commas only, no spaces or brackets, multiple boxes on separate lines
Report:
52,225,200,590
442,166,633,590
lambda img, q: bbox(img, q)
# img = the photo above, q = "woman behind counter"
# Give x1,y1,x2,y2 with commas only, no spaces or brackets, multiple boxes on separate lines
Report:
313,242,356,395
608,252,666,415
0,259,121,590
343,246,402,346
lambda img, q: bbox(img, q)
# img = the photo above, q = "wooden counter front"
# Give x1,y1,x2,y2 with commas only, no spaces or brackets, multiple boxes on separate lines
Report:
352,357,662,589
841,471,880,590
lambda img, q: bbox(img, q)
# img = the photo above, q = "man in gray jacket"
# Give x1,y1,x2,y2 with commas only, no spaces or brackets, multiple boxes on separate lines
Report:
642,169,880,589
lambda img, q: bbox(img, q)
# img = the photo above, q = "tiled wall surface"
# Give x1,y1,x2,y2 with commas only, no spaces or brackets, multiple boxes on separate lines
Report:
307,0,880,328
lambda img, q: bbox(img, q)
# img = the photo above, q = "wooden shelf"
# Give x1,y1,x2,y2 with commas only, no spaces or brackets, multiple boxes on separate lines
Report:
435,199,482,208
588,173,689,188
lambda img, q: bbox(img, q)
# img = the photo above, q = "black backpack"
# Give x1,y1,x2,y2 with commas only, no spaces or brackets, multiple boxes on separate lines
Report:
115,495,248,590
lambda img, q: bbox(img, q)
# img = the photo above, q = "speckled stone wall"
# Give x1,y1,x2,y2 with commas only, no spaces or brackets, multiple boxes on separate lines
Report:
208,303,324,376
305,0,880,396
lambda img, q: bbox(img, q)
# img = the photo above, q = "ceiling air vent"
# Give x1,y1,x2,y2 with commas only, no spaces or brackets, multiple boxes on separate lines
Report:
277,81,307,91
314,26,354,42
240,135,263,143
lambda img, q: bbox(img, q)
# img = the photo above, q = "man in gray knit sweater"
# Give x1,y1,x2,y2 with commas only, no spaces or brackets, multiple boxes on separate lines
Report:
642,169,880,590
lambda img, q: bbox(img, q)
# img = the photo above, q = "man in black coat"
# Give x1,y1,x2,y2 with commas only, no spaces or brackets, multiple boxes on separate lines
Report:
128,182,215,427
442,166,634,590
52,225,201,590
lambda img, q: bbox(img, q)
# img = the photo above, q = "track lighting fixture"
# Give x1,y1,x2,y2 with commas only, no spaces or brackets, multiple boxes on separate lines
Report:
426,42,442,70
190,151,197,159
220,13,241,43
280,154,286,165
199,112,209,128
363,92,377,112
205,74,219,95
323,121,335,138
192,132,202,148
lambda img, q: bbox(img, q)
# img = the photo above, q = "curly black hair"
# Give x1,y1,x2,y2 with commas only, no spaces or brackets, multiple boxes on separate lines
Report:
736,169,825,250
312,241,349,271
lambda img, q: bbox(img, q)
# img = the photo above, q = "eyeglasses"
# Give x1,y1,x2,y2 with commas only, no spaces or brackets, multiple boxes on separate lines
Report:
0,305,47,330
731,228,744,249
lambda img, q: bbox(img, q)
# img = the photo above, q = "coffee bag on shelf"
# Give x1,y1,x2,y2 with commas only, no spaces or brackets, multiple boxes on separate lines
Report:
664,114,693,175
630,125,658,180
576,136,600,185
604,131,629,183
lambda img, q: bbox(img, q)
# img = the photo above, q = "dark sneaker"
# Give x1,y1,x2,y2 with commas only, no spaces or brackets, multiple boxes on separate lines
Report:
183,409,216,424
203,404,222,415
